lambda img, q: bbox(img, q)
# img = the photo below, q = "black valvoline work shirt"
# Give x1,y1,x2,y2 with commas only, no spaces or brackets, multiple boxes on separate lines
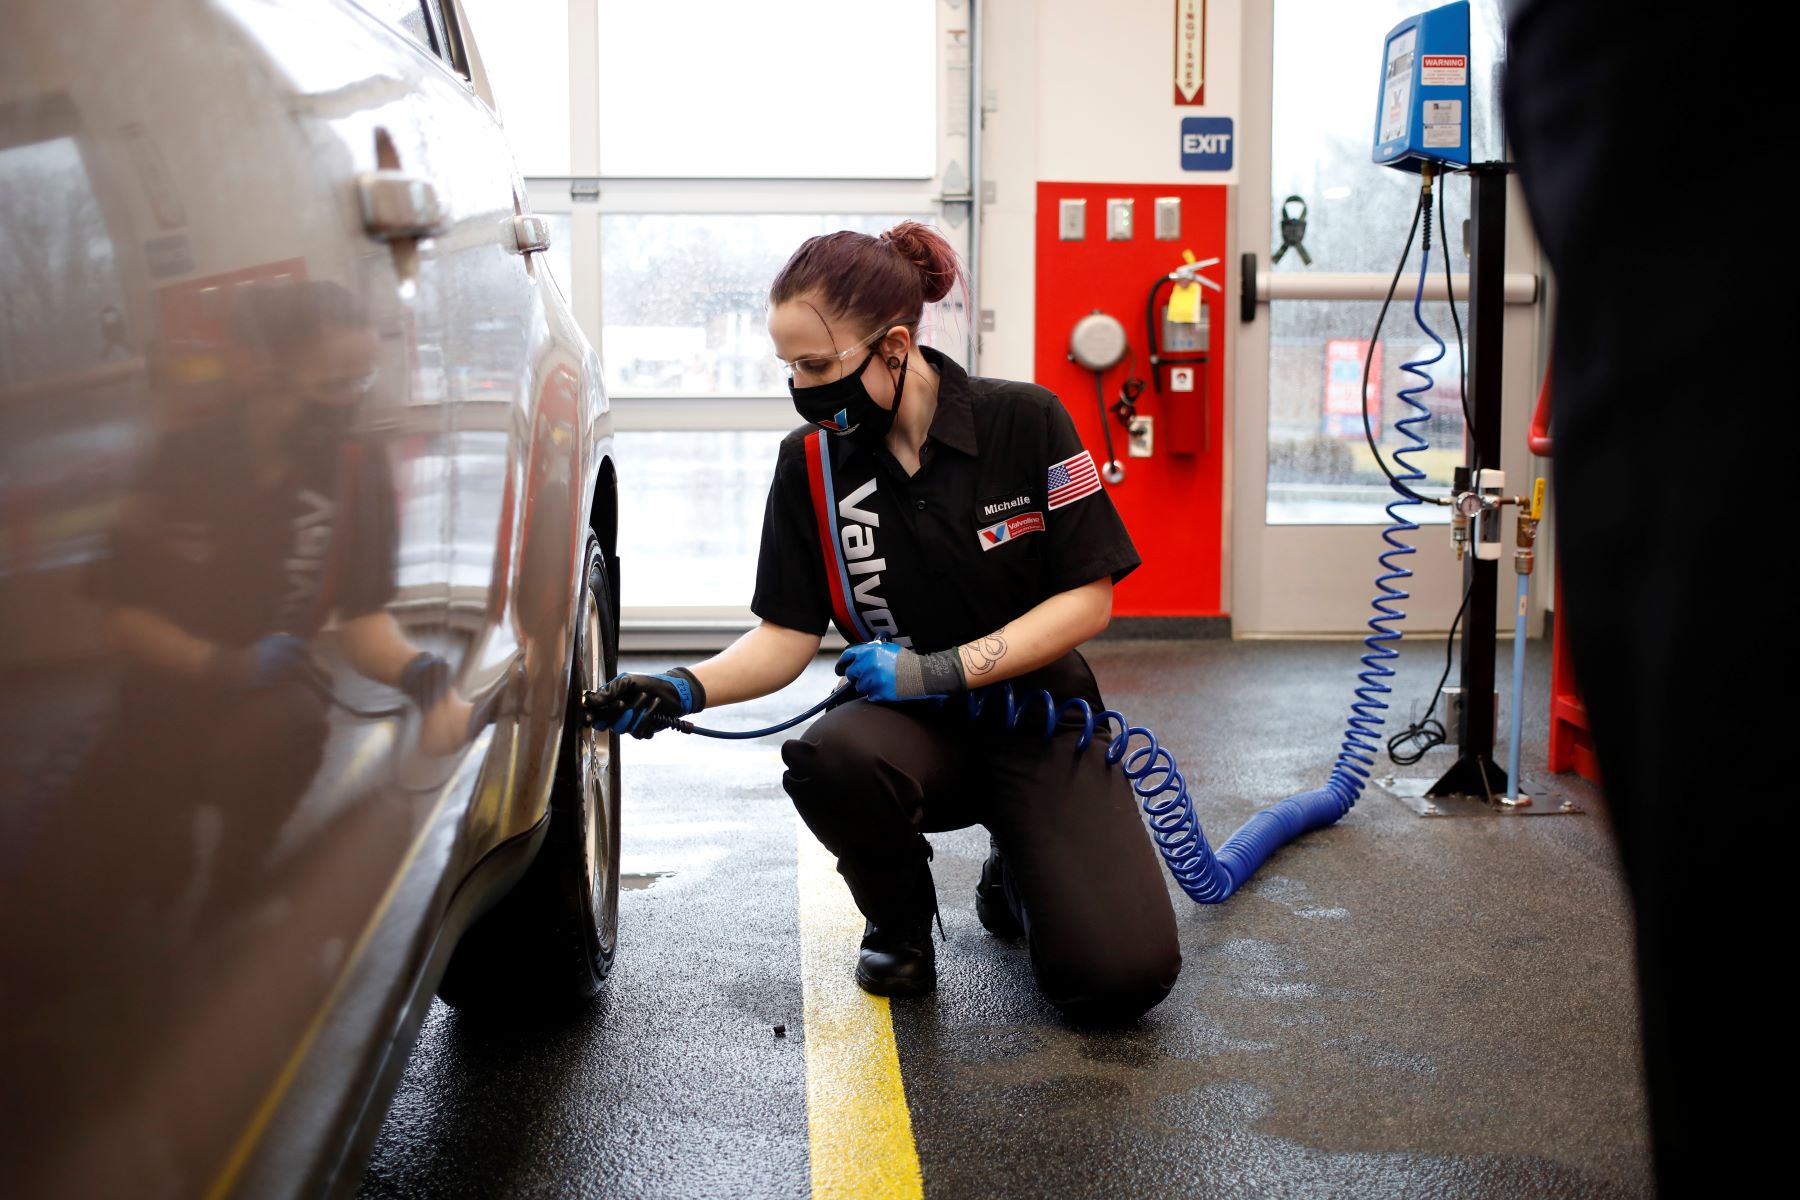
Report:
752,346,1140,654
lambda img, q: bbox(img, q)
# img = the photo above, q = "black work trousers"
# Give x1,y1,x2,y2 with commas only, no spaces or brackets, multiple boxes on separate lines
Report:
1505,3,1775,1191
782,651,1181,1024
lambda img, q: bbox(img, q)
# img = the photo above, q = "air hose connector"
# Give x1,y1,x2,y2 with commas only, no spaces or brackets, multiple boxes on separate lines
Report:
1514,513,1539,576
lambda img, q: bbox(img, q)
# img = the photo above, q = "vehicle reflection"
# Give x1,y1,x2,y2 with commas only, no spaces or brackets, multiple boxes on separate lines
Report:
2,278,472,1195
41,279,468,928
2,2,600,1192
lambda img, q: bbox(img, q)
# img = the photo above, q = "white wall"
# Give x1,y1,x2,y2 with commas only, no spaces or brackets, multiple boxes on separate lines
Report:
979,0,1244,381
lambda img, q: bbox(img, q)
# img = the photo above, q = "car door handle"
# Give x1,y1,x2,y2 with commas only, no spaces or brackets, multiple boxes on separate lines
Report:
357,170,447,240
508,214,551,255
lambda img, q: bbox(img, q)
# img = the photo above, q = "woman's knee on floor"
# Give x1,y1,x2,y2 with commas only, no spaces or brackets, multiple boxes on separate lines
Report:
1032,934,1183,1026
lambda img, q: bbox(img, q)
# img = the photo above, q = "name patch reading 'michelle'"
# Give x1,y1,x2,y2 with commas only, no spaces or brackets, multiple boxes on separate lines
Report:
979,493,1033,519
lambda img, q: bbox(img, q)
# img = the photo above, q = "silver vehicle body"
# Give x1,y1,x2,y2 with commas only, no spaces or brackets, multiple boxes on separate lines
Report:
0,1,616,1194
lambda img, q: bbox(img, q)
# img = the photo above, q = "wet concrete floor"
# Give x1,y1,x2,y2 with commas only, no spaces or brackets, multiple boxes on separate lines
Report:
361,639,1651,1198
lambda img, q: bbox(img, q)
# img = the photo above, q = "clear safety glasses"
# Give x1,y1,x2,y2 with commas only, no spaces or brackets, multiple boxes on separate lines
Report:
773,322,896,385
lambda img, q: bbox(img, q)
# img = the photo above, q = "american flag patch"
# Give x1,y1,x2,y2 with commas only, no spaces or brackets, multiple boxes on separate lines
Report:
1046,450,1101,510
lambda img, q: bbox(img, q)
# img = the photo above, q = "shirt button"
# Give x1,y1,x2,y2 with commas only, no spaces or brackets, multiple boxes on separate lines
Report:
914,499,927,511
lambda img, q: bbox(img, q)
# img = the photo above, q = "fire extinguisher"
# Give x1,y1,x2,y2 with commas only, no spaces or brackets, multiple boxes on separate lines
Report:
1145,256,1221,455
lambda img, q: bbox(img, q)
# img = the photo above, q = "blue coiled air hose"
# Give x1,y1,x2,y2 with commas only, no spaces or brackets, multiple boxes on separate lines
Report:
1323,200,1447,816
945,204,1448,903
615,193,1450,904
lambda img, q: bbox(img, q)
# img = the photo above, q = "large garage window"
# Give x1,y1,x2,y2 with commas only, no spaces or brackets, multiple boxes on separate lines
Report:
598,213,928,398
614,431,785,610
462,0,975,643
595,1,935,179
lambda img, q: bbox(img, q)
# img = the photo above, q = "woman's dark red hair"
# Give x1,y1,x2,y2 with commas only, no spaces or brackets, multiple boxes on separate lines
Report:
769,220,963,338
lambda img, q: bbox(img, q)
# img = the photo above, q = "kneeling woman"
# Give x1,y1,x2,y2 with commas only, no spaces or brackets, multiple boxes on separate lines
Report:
606,222,1181,1024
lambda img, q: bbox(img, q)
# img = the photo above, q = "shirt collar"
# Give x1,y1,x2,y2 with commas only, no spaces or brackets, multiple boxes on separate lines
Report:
920,345,978,457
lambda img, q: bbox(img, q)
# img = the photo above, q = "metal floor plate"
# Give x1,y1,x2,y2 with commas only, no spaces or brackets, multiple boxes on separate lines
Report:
1380,774,1587,817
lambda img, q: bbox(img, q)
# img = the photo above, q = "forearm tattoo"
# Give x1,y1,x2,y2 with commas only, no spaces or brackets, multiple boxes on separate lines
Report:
959,632,1008,677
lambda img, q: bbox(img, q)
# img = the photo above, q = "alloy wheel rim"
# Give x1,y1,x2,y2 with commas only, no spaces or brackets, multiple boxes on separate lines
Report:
578,579,616,940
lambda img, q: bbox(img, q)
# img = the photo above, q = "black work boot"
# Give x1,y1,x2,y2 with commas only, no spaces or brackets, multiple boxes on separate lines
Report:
974,843,1025,938
856,919,937,997
839,838,940,998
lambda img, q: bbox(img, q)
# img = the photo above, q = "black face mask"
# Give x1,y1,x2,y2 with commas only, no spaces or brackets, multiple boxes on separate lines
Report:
789,344,909,449
290,403,356,459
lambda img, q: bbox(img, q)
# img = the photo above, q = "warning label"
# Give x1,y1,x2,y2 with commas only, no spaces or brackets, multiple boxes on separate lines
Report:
1421,54,1467,86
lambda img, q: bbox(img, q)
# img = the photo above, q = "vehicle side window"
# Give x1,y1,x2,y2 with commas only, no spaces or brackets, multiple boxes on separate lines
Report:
419,0,453,63
359,0,441,58
425,0,472,79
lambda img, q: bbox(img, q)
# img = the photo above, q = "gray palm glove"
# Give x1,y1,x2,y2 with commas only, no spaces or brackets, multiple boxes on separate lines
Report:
835,640,966,702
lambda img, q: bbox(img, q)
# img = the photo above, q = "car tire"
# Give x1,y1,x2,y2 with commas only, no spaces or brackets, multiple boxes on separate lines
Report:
437,532,620,1014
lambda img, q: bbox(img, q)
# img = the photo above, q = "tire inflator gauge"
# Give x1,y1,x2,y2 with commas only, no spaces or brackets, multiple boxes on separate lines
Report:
1372,0,1471,174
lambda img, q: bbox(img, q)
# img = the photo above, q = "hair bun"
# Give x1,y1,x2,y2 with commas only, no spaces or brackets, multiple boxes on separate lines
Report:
880,221,960,305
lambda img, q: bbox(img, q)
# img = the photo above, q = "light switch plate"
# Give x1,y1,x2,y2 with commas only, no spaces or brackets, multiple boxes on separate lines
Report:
1107,198,1134,240
1059,198,1087,241
1128,416,1154,457
1154,197,1181,240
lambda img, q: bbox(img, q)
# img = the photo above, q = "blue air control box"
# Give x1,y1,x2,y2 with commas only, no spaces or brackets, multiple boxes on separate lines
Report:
1372,1,1471,172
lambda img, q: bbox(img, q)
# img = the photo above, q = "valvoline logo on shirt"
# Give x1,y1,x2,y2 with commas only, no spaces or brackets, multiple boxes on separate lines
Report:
977,510,1045,551
816,408,851,432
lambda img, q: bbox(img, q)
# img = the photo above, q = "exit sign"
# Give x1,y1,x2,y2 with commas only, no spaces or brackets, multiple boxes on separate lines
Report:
1180,117,1234,171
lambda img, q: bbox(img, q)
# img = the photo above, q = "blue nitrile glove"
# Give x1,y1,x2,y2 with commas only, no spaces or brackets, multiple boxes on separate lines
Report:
599,667,706,739
835,640,967,704
210,633,320,689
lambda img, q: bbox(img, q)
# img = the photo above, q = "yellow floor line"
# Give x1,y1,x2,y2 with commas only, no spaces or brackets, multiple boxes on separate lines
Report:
796,821,925,1200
